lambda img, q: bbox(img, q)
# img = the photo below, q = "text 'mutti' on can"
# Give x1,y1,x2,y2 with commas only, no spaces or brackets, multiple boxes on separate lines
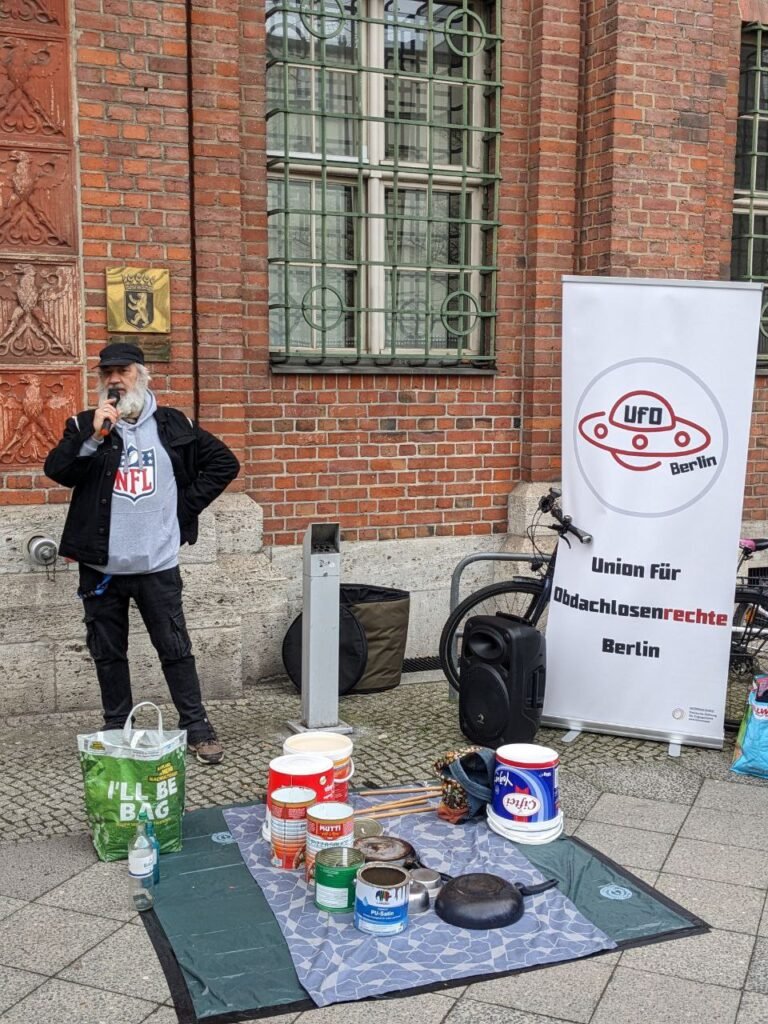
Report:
305,801,354,883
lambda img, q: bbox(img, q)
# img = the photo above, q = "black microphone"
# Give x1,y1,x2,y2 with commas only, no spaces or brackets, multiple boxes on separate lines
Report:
99,388,121,437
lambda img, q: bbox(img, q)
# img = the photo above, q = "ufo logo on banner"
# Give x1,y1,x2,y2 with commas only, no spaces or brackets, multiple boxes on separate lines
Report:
573,359,727,518
578,389,711,472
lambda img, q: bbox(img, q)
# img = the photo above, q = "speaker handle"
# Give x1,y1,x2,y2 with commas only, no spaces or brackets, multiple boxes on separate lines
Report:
525,666,546,709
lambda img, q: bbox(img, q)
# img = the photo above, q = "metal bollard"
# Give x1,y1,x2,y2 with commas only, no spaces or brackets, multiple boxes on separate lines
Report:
287,523,351,733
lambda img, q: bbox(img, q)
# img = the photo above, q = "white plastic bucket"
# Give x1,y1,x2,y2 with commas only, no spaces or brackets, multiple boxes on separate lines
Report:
490,743,561,843
283,732,355,802
486,804,564,844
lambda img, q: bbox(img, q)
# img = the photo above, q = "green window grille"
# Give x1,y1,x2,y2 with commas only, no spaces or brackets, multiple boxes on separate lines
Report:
265,0,501,368
733,23,768,361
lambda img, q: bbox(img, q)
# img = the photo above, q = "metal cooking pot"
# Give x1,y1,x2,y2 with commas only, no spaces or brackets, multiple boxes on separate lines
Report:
434,873,557,930
353,835,416,866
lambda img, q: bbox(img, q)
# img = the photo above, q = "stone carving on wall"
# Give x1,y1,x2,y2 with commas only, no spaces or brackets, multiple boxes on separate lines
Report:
0,147,74,251
0,36,67,142
0,367,76,464
0,259,77,361
0,0,62,27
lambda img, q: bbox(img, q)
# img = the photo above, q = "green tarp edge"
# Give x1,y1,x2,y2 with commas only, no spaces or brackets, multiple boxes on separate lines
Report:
517,833,705,944
149,806,309,1020
146,805,707,1023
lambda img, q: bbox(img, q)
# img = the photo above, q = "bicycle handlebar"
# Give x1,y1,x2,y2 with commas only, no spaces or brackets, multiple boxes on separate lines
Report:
538,488,592,544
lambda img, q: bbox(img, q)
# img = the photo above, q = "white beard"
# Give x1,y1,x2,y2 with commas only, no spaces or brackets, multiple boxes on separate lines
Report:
98,380,148,421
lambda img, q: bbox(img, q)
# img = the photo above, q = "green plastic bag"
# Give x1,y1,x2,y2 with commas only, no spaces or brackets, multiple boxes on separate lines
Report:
78,702,186,862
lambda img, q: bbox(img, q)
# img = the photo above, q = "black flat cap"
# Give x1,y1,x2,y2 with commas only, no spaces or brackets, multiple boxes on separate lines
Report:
97,342,145,367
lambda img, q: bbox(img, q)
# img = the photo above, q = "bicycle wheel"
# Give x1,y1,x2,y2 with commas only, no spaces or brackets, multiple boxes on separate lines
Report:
729,587,768,724
439,578,547,693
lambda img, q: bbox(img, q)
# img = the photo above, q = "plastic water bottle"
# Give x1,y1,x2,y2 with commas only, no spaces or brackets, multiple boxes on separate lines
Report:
145,816,161,885
128,814,155,911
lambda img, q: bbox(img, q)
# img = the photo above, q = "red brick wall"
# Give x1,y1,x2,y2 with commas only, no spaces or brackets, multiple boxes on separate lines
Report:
77,0,195,408
188,0,246,470
28,0,246,507
579,0,736,279
520,1,582,482
9,0,767,536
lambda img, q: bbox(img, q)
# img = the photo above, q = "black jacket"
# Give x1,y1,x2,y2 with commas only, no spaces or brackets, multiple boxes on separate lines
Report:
44,405,240,565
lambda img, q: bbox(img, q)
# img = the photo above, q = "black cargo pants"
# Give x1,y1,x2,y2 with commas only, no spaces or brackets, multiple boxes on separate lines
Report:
78,564,210,740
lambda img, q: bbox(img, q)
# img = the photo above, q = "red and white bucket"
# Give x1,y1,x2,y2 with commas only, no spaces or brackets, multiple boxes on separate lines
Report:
283,732,355,802
304,801,355,883
264,753,335,841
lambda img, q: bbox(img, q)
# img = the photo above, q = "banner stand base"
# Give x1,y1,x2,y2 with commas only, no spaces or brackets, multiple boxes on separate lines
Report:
543,716,723,751
562,730,582,744
668,742,682,758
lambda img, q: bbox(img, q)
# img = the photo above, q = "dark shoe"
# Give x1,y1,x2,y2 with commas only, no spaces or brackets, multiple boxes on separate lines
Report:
188,732,224,765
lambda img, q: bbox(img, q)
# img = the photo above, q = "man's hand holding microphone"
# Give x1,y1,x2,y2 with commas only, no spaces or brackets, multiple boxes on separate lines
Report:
93,388,121,441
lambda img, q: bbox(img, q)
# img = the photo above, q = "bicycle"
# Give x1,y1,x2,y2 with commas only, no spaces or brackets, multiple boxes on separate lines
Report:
439,488,590,691
439,488,768,722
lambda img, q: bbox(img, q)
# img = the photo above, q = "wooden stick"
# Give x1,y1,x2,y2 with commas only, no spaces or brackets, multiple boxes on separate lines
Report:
357,786,441,797
363,805,436,821
354,795,438,815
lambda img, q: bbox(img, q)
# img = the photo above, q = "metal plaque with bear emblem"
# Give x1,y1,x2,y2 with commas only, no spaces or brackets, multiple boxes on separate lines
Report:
106,267,170,334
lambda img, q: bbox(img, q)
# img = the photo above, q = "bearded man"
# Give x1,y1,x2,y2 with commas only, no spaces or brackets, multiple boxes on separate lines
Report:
44,343,240,764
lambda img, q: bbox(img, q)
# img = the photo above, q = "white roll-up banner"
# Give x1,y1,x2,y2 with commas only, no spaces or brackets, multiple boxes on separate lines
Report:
544,277,762,748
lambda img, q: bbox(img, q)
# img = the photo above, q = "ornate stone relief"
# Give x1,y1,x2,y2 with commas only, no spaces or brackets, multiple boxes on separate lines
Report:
0,0,81,446
0,146,74,251
0,0,63,29
0,36,68,142
0,259,77,361
0,367,77,464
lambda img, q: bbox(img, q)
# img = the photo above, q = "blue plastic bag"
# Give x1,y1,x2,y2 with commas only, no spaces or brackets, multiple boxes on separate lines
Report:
731,676,768,778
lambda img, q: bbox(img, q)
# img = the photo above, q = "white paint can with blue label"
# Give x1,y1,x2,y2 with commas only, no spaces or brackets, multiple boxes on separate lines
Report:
488,743,562,843
354,863,410,935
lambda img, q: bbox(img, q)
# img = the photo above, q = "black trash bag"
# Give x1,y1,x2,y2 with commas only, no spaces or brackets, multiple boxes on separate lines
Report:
282,606,367,695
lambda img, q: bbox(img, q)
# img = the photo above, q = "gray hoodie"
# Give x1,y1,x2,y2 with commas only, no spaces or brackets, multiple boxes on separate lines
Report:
82,391,180,574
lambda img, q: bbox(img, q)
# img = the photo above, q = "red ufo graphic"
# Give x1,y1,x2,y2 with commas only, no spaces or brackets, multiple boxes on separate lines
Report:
578,389,711,471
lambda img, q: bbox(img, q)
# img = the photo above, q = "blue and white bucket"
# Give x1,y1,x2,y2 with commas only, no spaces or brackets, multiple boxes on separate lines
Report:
488,743,562,844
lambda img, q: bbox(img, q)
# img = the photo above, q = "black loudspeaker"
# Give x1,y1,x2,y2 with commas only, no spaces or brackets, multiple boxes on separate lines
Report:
458,615,546,747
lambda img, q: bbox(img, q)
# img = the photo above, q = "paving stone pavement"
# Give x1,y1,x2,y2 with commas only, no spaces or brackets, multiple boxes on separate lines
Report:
1,674,768,1023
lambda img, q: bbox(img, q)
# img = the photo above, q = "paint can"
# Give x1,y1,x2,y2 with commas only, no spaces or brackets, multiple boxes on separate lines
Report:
283,732,355,802
269,786,315,868
263,753,335,842
314,846,365,913
354,862,410,935
305,801,355,883
489,743,562,844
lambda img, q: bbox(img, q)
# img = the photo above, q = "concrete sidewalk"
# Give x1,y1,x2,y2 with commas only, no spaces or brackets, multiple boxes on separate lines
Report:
1,676,767,1024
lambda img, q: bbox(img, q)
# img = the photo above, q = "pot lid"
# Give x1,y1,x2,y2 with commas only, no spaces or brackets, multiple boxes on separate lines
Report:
353,835,415,863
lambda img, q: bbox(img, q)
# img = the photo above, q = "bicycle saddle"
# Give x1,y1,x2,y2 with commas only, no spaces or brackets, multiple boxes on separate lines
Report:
741,538,768,552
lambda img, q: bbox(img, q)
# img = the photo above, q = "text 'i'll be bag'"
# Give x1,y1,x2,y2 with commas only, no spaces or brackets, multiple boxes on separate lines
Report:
78,702,186,861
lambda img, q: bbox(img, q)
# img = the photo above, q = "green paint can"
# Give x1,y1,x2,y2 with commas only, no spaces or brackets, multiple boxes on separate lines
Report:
314,846,365,913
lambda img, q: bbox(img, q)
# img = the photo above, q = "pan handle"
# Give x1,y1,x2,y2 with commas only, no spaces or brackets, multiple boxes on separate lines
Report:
517,878,558,897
